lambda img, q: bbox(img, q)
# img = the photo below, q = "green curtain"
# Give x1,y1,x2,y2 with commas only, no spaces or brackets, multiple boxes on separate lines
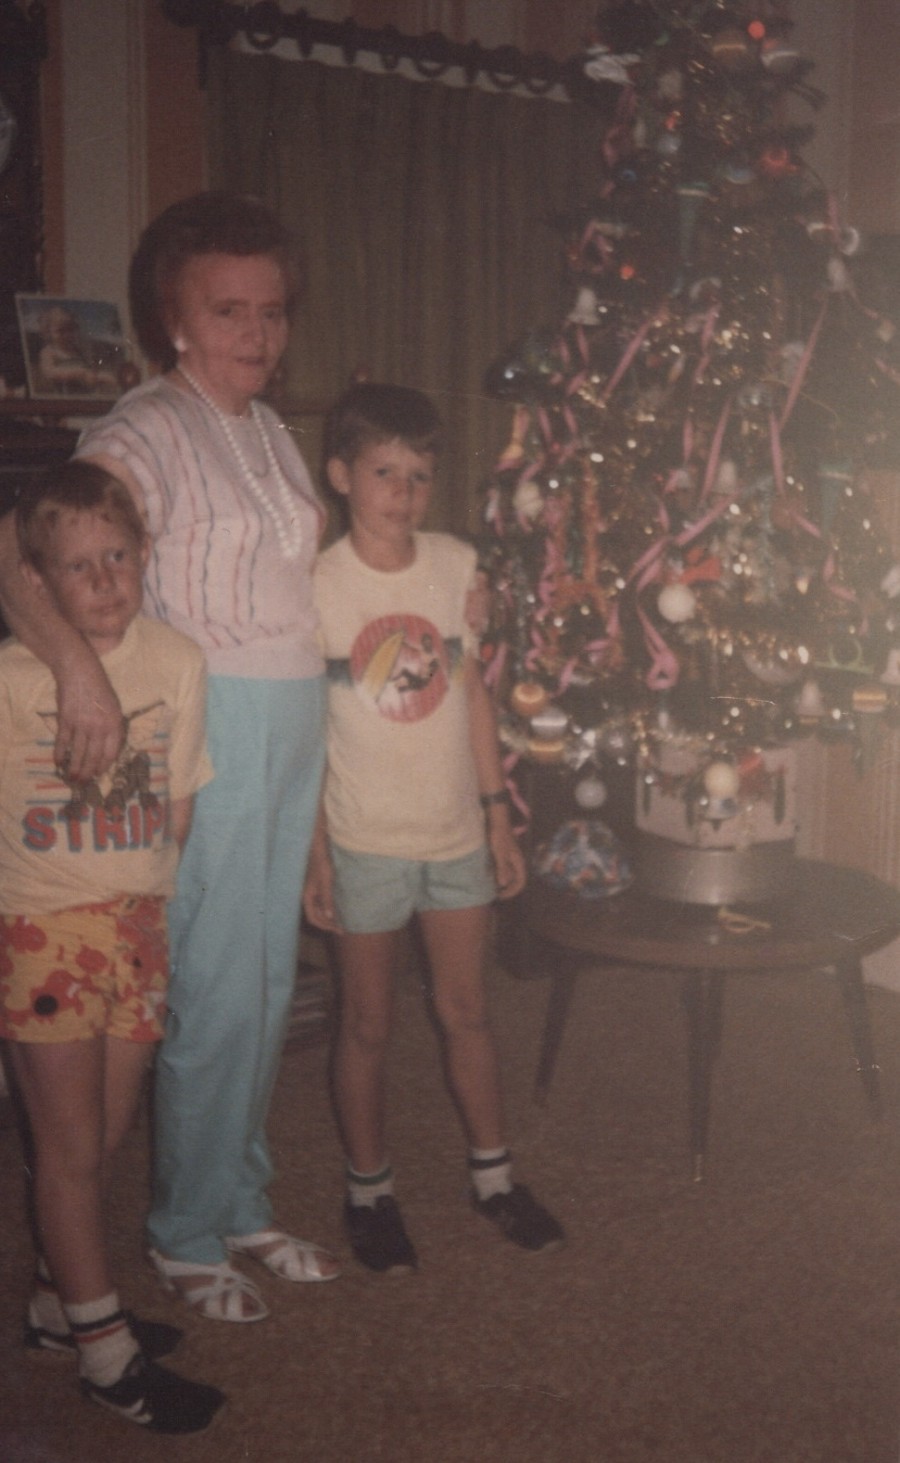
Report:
208,49,603,534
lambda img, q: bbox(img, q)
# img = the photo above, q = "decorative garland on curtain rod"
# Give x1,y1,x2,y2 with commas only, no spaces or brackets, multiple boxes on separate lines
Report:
160,1,594,98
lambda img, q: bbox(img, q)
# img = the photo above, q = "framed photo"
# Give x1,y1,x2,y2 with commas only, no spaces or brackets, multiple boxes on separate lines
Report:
15,294,132,400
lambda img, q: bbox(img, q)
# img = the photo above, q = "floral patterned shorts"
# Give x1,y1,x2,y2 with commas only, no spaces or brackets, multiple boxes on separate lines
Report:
0,896,168,1044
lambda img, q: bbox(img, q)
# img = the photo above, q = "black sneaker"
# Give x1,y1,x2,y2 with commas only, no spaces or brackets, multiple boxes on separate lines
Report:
80,1352,225,1434
473,1183,565,1253
344,1196,417,1273
25,1311,183,1361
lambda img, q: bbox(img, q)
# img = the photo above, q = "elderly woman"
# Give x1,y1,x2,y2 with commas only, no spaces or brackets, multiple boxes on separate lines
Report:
0,192,338,1323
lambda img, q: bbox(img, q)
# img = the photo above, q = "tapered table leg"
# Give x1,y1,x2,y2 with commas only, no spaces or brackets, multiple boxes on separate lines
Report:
835,957,883,1119
682,969,725,1182
534,966,579,1105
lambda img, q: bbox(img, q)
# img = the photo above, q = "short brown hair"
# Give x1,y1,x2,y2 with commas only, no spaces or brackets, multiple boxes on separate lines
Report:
129,190,295,371
324,382,442,465
16,459,147,572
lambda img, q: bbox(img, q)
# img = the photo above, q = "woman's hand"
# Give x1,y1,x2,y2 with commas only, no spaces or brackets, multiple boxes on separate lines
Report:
54,647,125,781
0,510,125,779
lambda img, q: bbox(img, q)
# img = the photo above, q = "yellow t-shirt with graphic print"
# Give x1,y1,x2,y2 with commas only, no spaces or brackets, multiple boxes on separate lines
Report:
314,532,483,861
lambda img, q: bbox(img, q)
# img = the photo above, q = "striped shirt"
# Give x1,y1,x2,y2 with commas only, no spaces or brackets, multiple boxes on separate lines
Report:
77,376,325,680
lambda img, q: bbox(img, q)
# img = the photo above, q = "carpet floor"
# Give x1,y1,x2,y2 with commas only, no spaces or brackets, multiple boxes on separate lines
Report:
2,942,900,1462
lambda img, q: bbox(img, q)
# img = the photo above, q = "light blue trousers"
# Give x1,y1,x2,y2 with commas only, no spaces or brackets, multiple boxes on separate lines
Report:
146,674,325,1264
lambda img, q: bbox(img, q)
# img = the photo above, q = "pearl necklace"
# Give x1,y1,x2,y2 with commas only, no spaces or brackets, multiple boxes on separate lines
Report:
177,366,303,561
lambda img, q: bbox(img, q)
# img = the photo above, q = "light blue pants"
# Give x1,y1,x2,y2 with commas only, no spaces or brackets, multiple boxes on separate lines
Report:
147,674,325,1264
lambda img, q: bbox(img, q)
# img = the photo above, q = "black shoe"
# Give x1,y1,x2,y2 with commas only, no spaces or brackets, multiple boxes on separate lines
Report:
25,1311,183,1361
80,1352,225,1434
344,1196,417,1273
473,1183,565,1253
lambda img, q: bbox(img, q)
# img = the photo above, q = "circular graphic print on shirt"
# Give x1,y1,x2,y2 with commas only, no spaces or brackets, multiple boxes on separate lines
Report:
350,614,448,722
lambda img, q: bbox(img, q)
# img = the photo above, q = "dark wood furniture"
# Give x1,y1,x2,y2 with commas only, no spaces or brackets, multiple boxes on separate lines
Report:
524,860,900,1180
0,1,49,391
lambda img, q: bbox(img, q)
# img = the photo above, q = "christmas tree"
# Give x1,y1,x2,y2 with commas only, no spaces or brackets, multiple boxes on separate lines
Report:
480,0,900,843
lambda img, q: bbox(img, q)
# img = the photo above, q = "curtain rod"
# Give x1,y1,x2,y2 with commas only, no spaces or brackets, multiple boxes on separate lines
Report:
159,2,595,99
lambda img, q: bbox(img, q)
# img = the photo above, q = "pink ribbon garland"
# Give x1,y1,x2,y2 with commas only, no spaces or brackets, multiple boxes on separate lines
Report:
779,297,827,430
602,315,656,401
699,400,732,502
637,603,681,689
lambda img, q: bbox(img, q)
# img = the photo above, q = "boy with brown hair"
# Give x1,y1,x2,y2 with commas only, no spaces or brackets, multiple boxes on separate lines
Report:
304,383,564,1272
0,460,223,1431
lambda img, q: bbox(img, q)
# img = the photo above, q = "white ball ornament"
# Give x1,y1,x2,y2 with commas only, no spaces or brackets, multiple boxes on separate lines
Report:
703,760,740,800
657,582,696,624
513,478,544,521
574,774,608,810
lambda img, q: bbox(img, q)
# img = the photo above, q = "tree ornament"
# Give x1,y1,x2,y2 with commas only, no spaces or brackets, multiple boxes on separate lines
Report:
596,720,634,761
574,773,608,809
510,681,549,718
742,650,803,686
709,27,757,72
880,648,900,687
533,818,633,899
583,44,639,86
760,38,802,75
658,583,697,623
513,479,544,521
530,704,570,740
756,144,798,179
526,736,567,765
852,683,889,715
568,285,602,326
794,679,826,719
703,760,741,799
478,2,900,793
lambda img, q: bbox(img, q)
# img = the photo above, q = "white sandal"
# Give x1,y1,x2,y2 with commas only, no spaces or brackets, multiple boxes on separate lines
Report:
225,1229,340,1283
148,1248,270,1322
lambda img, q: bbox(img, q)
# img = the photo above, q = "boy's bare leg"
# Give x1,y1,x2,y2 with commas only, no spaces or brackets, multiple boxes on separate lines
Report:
10,1035,151,1304
336,929,419,1273
420,903,565,1254
418,904,505,1151
12,1032,226,1425
333,929,400,1173
102,1033,154,1166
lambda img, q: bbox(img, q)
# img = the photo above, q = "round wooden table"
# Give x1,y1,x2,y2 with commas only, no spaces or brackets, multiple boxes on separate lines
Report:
522,860,900,1180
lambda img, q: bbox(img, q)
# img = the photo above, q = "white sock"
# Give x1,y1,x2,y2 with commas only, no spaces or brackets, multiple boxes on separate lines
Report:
63,1292,140,1387
347,1163,394,1208
469,1147,513,1201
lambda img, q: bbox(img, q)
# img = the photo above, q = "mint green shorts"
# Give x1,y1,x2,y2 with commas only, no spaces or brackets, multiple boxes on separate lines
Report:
331,843,496,934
